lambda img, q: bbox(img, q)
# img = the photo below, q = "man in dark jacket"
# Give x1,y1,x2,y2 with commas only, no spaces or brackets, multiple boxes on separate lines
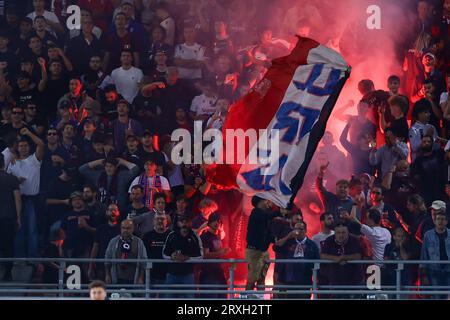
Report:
162,214,203,298
245,196,281,293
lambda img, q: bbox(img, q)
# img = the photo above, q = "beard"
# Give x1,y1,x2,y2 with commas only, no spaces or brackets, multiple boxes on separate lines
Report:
422,146,433,153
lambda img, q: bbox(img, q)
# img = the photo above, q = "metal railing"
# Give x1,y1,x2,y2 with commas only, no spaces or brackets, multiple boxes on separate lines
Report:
0,258,449,300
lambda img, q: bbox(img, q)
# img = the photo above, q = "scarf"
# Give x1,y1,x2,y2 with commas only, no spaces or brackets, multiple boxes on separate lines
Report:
138,173,162,209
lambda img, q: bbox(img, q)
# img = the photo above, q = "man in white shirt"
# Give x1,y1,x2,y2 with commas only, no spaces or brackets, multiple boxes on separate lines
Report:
7,127,45,258
174,24,205,80
110,50,144,103
27,0,64,35
346,207,392,263
312,212,335,252
128,157,171,210
190,82,218,121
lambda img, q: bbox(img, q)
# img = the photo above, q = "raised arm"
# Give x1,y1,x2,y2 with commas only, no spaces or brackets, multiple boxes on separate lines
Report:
20,127,45,161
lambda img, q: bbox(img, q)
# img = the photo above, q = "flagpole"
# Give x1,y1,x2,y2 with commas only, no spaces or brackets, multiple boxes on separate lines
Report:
287,68,352,210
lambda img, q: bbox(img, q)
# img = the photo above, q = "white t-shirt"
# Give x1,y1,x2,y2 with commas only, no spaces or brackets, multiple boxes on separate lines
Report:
174,43,205,80
110,66,144,103
311,231,334,253
27,10,60,34
7,153,42,196
190,94,218,116
128,175,171,193
360,224,392,263
2,148,14,169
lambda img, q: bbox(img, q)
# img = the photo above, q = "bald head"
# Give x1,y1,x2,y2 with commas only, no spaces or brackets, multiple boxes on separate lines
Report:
121,219,134,239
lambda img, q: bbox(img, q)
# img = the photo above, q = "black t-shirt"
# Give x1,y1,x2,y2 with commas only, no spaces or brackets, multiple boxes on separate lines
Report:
200,230,224,275
42,242,63,283
321,234,364,285
0,171,20,219
142,229,171,279
94,223,121,259
46,177,77,223
436,230,449,262
62,209,94,255
42,77,69,121
124,205,150,221
11,86,41,107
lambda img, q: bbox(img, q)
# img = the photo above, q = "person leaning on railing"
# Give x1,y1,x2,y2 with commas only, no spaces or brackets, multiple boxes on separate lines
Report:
420,210,450,299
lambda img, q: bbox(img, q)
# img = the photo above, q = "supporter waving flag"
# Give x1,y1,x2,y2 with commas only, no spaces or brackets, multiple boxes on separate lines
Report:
205,37,351,208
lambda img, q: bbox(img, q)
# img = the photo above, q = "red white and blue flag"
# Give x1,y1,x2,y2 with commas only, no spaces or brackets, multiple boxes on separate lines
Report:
205,37,351,208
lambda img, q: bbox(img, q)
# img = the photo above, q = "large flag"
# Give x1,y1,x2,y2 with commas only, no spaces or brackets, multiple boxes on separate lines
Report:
205,37,351,208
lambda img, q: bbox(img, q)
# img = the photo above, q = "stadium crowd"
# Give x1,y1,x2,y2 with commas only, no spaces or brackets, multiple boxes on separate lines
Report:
0,0,449,299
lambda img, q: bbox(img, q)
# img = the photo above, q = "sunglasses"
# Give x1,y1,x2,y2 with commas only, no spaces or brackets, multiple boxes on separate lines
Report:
47,132,58,136
12,111,24,115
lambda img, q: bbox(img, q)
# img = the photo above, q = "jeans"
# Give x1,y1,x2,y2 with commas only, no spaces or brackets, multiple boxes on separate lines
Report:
199,270,227,299
15,196,38,259
165,273,195,298
0,217,16,279
427,269,450,299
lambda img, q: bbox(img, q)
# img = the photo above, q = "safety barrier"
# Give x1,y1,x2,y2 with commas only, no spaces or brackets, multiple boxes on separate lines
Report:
0,258,449,300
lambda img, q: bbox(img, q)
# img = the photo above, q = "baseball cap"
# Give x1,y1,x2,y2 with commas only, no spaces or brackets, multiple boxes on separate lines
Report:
70,191,83,200
430,200,446,211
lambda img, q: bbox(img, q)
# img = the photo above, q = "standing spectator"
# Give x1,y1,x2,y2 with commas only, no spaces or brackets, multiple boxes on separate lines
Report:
387,75,401,96
79,157,140,210
411,135,447,206
61,191,95,260
66,15,103,77
7,128,44,258
45,166,78,234
0,153,21,281
57,78,85,123
142,214,171,296
27,0,64,36
316,162,354,221
162,214,203,298
383,227,416,294
103,13,140,73
321,223,364,298
129,156,171,210
83,184,108,227
410,99,438,161
131,193,166,238
199,213,231,299
339,119,374,175
125,185,150,220
368,186,400,231
405,194,430,243
380,95,409,142
192,198,219,234
189,81,218,122
417,201,447,244
105,219,147,286
245,196,280,294
110,99,143,153
283,221,320,299
88,203,121,281
369,127,409,178
312,212,335,251
345,208,392,262
42,60,68,121
110,50,144,104
420,211,450,299
174,24,206,81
